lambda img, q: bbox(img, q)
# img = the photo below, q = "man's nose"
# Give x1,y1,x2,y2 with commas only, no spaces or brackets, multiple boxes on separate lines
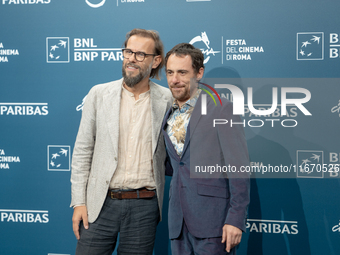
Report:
171,73,180,84
128,52,137,62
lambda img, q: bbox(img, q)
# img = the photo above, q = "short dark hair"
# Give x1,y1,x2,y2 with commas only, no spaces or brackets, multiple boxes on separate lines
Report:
165,43,204,73
124,28,164,80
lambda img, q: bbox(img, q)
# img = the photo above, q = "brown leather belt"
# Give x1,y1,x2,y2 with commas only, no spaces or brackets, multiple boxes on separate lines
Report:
108,188,156,199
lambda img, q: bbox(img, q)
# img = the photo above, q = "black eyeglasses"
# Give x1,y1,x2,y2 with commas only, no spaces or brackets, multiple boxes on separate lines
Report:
122,49,156,62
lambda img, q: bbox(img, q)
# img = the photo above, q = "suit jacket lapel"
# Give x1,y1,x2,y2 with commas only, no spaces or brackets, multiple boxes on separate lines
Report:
150,81,168,155
181,93,203,156
162,108,181,161
103,79,122,157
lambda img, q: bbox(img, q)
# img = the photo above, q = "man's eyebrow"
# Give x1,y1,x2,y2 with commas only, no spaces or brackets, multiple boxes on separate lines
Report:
166,68,189,73
127,49,147,54
167,69,187,72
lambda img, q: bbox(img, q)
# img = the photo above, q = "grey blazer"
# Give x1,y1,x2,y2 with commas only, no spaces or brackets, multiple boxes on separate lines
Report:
70,78,173,223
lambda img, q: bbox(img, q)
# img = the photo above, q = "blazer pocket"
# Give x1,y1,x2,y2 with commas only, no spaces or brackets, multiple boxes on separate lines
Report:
197,183,229,199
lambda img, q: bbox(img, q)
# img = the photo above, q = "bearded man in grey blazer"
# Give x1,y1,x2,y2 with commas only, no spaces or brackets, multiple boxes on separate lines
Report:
70,28,173,255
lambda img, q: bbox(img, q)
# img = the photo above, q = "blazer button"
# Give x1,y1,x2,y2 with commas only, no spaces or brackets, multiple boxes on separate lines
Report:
106,181,109,184
114,157,117,161
179,162,184,166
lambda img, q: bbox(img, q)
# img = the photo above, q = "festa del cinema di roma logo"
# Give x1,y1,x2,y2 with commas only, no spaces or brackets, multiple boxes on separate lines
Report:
190,32,220,64
190,31,265,62
333,220,340,232
0,42,19,63
201,84,312,128
85,0,144,8
331,99,340,117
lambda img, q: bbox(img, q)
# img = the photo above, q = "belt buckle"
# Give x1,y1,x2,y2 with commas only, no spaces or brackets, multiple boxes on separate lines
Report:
110,190,122,199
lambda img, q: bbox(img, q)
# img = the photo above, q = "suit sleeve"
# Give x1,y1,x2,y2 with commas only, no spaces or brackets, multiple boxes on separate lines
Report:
70,87,97,207
217,102,250,232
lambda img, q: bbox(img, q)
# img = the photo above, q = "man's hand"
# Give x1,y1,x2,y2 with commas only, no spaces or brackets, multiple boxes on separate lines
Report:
221,224,242,253
72,205,88,240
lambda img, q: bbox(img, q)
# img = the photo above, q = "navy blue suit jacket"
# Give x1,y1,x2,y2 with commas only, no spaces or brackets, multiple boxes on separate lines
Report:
162,93,250,239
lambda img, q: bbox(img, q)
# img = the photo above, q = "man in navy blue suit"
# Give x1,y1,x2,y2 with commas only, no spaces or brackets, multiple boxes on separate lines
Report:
162,43,250,255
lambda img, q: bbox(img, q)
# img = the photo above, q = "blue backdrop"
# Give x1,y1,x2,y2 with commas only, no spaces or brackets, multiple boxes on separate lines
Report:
1,0,339,254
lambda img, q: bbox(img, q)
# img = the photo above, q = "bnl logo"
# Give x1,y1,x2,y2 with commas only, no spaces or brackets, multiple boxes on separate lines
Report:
200,84,311,116
47,145,71,171
46,37,70,63
296,32,324,60
296,150,324,178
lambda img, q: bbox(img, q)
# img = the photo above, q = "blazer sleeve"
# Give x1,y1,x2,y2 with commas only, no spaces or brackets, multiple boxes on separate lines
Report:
70,87,97,207
217,102,250,232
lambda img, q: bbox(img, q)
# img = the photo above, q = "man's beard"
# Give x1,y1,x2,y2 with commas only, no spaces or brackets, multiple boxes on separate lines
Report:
122,62,152,88
170,78,199,103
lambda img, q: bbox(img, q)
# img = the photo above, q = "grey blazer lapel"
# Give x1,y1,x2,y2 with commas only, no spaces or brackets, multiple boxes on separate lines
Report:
150,81,168,155
103,79,122,156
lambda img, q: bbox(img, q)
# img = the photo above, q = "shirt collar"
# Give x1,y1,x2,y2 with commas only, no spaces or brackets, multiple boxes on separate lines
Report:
121,82,150,99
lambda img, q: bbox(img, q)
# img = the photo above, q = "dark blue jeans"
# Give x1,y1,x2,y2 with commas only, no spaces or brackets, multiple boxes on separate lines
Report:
76,194,159,255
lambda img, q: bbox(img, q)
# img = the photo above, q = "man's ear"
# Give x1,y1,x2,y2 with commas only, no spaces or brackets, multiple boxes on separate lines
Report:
152,55,162,69
196,67,204,81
